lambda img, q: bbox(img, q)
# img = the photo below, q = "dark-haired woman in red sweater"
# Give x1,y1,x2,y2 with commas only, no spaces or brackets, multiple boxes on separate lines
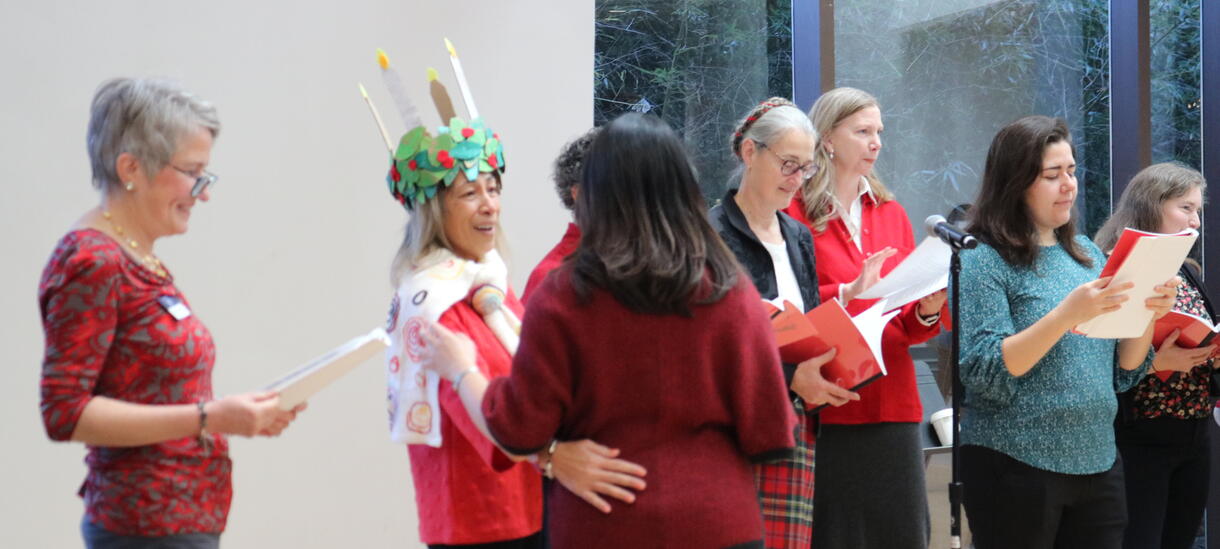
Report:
425,112,796,549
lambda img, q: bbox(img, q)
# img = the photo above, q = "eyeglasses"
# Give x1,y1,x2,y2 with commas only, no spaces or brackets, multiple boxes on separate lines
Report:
172,166,219,198
758,142,818,181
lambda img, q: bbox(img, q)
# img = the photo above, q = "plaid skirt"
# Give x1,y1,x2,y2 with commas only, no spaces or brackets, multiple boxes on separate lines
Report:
754,398,817,549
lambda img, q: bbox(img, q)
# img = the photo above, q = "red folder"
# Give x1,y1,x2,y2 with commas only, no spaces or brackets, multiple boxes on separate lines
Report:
764,299,886,392
1099,227,1195,278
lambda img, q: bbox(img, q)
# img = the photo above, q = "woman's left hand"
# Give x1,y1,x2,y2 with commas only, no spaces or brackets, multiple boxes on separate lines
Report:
1145,276,1181,321
917,289,948,318
421,320,477,380
549,439,648,514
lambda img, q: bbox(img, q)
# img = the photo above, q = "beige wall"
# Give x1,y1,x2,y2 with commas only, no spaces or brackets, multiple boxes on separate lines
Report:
0,1,592,546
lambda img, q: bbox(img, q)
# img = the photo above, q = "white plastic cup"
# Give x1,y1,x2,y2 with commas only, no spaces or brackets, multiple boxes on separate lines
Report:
930,407,954,446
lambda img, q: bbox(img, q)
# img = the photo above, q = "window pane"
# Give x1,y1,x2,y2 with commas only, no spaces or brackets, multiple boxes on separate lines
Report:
1150,0,1201,169
595,0,794,202
834,0,1111,235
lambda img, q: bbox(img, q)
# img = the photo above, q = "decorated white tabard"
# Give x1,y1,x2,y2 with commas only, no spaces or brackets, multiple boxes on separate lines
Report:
385,248,519,446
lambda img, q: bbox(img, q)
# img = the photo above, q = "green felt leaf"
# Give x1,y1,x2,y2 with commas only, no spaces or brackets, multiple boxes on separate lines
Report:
415,189,426,204
478,159,493,172
420,170,442,187
435,134,455,153
469,128,486,145
484,138,499,155
451,140,481,160
395,127,428,160
448,117,466,138
443,169,459,185
425,185,437,198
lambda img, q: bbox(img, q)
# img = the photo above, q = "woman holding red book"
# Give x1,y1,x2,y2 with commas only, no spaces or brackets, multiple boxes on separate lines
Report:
783,87,945,549
1095,163,1214,549
710,97,857,549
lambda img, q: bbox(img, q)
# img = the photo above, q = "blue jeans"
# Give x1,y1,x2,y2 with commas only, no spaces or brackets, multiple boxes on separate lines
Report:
81,517,220,549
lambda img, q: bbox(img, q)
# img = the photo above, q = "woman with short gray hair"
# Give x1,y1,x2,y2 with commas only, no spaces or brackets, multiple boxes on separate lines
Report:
38,77,304,548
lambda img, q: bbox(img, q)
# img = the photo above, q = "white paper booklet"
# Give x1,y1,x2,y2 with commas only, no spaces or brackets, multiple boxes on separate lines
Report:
1076,228,1198,338
265,327,391,410
856,236,951,310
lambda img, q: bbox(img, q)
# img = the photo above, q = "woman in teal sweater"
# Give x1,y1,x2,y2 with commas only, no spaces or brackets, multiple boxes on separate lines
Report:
956,116,1179,549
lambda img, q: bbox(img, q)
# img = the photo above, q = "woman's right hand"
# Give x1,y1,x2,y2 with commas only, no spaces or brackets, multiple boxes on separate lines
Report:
791,348,860,407
1152,329,1217,373
549,439,648,514
842,247,897,303
1055,277,1134,327
207,392,305,438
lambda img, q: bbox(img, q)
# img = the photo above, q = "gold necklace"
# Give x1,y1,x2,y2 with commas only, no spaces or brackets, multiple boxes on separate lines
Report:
102,211,167,277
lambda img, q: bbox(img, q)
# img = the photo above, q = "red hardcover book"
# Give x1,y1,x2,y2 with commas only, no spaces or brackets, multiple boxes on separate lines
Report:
1149,311,1220,381
764,299,892,393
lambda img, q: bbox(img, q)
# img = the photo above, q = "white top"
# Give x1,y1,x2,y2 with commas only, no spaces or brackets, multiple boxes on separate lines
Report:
760,238,805,313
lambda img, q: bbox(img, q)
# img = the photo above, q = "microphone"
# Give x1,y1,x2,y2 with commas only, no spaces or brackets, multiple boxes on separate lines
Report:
925,215,978,250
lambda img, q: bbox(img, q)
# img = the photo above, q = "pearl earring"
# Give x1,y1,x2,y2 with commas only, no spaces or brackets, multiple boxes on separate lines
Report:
828,151,835,160
124,181,135,192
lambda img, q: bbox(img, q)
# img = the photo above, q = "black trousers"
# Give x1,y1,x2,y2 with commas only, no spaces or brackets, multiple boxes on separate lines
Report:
1117,417,1210,549
961,444,1126,549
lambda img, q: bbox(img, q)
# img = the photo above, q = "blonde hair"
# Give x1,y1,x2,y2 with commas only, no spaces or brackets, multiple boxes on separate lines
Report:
800,87,894,232
388,173,507,285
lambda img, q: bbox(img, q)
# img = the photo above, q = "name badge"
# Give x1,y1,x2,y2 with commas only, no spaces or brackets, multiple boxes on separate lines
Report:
157,295,192,320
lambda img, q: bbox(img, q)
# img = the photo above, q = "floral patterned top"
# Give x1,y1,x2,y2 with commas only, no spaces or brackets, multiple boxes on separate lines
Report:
38,229,230,536
1129,270,1215,420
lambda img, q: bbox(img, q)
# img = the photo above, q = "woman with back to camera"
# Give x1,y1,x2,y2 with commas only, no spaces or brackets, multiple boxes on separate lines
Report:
422,112,797,549
957,116,1180,548
709,97,858,548
38,77,304,548
1095,162,1214,549
783,87,945,549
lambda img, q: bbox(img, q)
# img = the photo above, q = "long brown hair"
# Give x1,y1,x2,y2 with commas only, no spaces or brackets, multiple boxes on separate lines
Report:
799,87,894,232
1094,162,1206,252
570,113,738,315
968,115,1091,268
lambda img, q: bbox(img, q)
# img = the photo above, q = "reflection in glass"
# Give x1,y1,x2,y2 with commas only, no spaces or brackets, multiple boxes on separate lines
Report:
595,0,794,202
833,0,1111,235
1150,0,1201,169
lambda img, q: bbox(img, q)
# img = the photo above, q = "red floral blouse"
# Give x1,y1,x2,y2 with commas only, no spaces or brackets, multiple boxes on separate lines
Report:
1130,273,1215,420
38,229,230,536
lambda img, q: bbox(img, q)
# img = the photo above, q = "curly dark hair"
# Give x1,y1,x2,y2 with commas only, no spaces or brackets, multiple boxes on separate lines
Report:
552,127,601,211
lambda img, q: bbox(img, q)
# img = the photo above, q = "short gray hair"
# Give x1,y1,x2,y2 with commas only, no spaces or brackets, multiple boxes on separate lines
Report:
740,104,816,154
86,77,220,190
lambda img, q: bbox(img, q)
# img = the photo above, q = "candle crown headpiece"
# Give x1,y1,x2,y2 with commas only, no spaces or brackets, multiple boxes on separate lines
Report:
373,42,505,210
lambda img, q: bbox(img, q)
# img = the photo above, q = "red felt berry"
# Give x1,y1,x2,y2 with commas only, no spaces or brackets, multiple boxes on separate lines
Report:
461,127,475,138
407,159,418,171
390,164,401,181
487,153,498,169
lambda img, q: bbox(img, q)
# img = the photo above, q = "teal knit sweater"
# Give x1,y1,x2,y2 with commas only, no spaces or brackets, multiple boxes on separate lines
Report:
958,235,1151,474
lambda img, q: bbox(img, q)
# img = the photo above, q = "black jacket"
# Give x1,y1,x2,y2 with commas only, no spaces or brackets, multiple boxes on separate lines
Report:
709,189,821,391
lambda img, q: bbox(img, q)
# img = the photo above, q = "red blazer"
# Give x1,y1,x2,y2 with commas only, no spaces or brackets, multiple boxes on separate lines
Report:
523,222,581,304
784,194,941,424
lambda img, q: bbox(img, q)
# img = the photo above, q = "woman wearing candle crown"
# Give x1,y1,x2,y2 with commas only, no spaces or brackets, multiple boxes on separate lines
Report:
380,91,646,547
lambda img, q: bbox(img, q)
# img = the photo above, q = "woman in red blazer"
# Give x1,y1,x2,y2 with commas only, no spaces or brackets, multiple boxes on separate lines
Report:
784,87,946,549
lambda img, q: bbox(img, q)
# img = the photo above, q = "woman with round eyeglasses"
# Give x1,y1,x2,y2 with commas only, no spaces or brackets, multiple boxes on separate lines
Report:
38,77,304,548
784,87,946,549
709,97,858,549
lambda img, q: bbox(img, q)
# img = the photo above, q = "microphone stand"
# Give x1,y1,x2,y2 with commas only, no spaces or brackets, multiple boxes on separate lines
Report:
948,243,965,549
